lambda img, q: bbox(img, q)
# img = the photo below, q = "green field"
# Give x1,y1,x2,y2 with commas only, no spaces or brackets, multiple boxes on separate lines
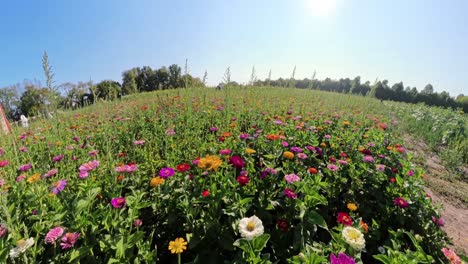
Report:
0,87,466,263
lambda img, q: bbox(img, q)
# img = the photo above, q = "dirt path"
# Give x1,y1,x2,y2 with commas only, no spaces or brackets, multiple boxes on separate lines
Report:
402,134,468,254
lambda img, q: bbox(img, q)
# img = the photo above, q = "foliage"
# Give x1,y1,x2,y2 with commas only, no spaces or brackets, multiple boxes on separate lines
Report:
0,87,458,263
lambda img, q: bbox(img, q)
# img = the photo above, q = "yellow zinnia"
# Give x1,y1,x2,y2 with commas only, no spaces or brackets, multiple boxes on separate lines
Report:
168,237,188,254
347,202,358,212
198,155,222,171
245,148,256,154
150,177,165,187
283,151,294,159
27,173,41,184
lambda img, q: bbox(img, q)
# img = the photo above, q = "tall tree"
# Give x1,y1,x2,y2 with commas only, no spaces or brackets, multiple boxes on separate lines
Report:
223,67,231,84
122,69,138,95
168,64,183,88
202,70,208,86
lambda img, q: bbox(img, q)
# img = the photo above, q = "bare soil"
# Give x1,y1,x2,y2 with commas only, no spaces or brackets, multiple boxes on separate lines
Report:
402,135,468,255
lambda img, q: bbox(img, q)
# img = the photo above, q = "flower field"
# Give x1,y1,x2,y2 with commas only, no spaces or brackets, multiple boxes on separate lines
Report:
0,87,464,263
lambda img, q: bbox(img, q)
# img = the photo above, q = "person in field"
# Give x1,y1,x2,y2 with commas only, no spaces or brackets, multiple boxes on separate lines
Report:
0,103,12,134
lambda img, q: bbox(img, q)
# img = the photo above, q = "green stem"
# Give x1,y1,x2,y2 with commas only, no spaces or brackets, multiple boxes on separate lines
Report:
178,253,181,264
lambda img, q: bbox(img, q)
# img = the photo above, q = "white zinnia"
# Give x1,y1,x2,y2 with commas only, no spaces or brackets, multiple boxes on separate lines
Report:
10,238,34,259
238,215,264,240
342,226,365,251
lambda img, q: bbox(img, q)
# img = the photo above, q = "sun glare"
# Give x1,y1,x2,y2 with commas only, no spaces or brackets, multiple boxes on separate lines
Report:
307,0,337,17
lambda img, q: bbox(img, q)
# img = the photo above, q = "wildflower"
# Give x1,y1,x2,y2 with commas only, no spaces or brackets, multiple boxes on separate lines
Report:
245,148,256,154
276,219,289,232
342,226,365,251
239,215,264,240
330,253,356,264
394,197,408,208
16,174,26,182
0,224,7,238
228,156,245,169
337,212,353,226
198,155,222,171
51,180,67,195
432,216,445,227
209,126,218,132
19,146,28,152
43,168,58,178
27,173,41,184
219,149,232,155
168,237,188,254
283,188,298,199
159,167,175,179
115,163,138,174
290,146,303,153
237,175,249,186
284,173,301,184
150,177,165,187
88,150,99,156
79,160,100,175
441,247,462,264
0,160,9,167
9,238,34,259
376,164,385,172
111,197,126,209
133,140,145,145
281,141,289,147
60,232,80,249
360,220,369,233
19,164,32,172
165,128,176,136
363,155,374,163
283,151,294,159
45,227,64,244
202,190,210,197
407,170,414,176
239,133,249,140
347,203,358,212
133,219,143,227
266,134,280,140
324,134,331,140
327,164,339,172
176,163,190,173
308,167,318,174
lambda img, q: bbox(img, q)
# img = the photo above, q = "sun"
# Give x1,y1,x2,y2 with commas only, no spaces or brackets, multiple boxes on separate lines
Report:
306,0,337,17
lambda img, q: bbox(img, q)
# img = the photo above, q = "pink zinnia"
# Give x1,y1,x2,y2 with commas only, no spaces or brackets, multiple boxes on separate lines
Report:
394,197,409,208
60,232,80,249
376,164,385,172
297,153,308,160
0,160,9,168
363,155,374,163
432,216,445,227
0,224,7,238
51,180,67,195
284,188,298,199
327,164,339,172
284,174,301,184
330,253,356,264
53,155,64,162
441,247,462,264
219,149,232,155
43,168,58,178
19,163,32,172
133,140,145,145
111,197,126,208
45,227,64,244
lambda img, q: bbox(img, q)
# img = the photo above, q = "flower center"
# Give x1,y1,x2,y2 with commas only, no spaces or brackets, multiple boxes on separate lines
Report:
17,239,26,247
348,230,360,240
247,221,256,231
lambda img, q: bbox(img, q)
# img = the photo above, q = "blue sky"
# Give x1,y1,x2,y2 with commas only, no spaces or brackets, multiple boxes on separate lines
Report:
0,0,467,95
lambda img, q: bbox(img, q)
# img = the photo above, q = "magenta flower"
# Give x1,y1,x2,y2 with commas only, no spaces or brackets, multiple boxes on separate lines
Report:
363,155,374,163
284,188,298,199
407,170,414,176
330,253,356,264
19,164,32,172
209,127,218,132
290,146,303,153
53,155,64,162
281,141,289,147
60,232,80,249
284,174,301,184
159,167,175,179
45,227,64,244
228,156,245,169
432,216,445,227
111,197,126,208
0,224,7,238
394,197,409,208
88,150,99,156
51,180,67,195
19,146,28,152
78,170,89,179
239,133,249,140
0,147,3,156
219,149,232,155
0,160,9,168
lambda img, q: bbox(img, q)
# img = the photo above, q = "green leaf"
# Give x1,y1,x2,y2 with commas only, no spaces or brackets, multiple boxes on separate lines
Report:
307,210,328,230
252,234,270,253
233,238,251,252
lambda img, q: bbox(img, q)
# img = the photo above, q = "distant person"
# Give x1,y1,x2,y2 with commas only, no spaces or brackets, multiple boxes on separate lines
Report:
216,83,223,91
20,115,29,128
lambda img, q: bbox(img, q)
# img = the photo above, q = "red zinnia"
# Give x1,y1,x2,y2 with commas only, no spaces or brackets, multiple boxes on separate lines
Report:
337,212,353,226
308,167,318,174
276,219,289,232
176,163,190,173
202,190,210,197
237,175,249,186
229,156,245,169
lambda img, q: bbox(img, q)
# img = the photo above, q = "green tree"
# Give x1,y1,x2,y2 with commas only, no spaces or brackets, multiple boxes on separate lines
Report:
95,80,121,100
155,67,170,90
168,64,183,88
0,85,20,120
19,83,49,116
122,69,138,95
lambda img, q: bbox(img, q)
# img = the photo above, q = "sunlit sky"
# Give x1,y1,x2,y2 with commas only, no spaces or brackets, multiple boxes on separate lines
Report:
1,0,467,95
